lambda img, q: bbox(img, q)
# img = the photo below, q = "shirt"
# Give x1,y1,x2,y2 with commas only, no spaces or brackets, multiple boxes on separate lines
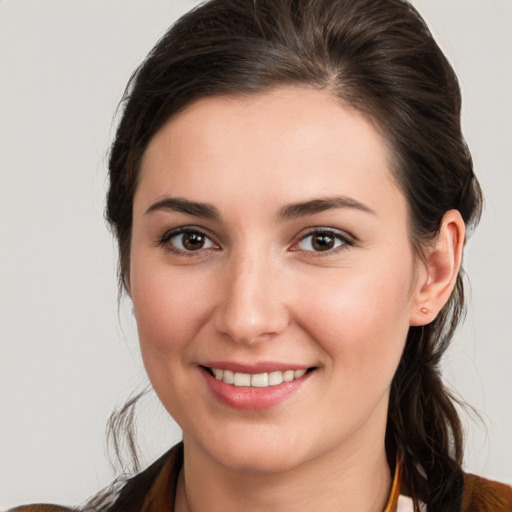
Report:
9,443,512,512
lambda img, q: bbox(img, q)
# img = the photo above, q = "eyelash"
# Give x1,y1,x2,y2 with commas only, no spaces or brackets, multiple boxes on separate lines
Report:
157,227,218,256
157,226,354,257
292,228,354,256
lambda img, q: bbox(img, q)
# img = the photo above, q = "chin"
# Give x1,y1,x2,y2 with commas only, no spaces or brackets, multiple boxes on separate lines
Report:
190,426,311,474
213,445,301,474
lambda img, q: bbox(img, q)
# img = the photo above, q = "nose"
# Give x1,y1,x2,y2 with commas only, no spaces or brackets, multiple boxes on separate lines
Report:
213,253,290,345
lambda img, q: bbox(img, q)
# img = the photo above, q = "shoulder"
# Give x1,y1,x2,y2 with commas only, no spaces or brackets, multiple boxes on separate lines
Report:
106,443,183,512
461,473,512,511
6,444,183,512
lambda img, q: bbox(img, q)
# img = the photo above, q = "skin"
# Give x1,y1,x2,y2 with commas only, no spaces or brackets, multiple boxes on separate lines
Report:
129,87,464,512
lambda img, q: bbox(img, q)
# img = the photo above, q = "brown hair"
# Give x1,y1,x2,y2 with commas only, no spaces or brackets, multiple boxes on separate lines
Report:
104,0,482,509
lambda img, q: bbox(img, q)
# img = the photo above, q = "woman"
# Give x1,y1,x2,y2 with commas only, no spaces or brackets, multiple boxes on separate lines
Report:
9,0,512,510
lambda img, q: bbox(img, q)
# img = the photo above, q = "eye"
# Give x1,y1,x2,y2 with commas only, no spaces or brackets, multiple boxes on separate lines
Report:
294,229,352,253
159,227,217,254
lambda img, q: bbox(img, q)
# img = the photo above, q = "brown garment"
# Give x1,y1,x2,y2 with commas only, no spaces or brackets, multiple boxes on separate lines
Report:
461,472,512,511
8,443,512,512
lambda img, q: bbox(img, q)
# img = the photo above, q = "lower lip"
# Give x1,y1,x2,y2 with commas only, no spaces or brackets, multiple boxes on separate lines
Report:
201,368,312,410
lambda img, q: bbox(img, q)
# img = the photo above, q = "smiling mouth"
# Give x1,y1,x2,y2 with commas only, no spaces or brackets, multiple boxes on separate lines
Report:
203,367,314,388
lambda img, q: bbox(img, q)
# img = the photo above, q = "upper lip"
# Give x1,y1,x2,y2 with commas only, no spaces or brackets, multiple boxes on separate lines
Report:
201,361,314,373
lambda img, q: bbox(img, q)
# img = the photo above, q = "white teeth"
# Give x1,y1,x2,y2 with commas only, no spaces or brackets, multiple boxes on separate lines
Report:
268,371,284,386
282,370,295,382
210,368,309,387
234,372,251,387
223,370,235,384
251,373,268,387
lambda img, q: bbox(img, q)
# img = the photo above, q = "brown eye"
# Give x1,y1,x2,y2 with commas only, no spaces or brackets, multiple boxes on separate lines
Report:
296,230,349,253
311,233,335,251
164,229,216,253
182,232,206,250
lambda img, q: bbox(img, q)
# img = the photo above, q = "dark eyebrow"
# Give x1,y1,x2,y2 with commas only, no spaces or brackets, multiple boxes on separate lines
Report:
145,197,220,219
278,196,375,220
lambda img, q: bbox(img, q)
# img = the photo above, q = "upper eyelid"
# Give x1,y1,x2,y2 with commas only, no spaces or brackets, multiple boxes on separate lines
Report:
160,225,213,239
290,228,355,256
157,226,219,247
295,226,355,243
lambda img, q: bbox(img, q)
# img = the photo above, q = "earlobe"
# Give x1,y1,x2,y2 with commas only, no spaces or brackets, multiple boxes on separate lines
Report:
410,210,465,326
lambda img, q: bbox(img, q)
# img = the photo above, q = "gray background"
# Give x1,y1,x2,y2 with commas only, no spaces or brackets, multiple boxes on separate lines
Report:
1,0,511,508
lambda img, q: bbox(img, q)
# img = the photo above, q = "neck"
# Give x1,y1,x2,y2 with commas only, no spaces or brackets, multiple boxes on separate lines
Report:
175,434,392,512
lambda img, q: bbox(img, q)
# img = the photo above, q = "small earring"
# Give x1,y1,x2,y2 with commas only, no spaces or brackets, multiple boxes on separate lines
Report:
420,307,429,315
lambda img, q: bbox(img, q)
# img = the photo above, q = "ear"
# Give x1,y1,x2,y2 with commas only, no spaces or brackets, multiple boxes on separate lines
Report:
410,210,466,326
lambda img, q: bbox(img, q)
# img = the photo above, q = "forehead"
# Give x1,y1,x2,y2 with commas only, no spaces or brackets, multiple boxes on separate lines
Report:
137,87,402,216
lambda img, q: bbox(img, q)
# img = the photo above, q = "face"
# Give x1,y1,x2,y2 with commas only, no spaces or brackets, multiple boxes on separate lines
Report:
130,87,423,474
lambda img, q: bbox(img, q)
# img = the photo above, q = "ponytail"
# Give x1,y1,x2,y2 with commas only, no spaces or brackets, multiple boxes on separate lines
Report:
387,273,467,509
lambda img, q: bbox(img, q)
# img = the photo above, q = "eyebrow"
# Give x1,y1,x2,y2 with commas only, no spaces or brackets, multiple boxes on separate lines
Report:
277,196,375,220
145,197,220,219
144,195,374,221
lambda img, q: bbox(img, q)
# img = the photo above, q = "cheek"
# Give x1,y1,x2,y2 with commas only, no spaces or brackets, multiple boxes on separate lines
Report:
296,258,414,382
130,259,215,365
129,259,222,421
